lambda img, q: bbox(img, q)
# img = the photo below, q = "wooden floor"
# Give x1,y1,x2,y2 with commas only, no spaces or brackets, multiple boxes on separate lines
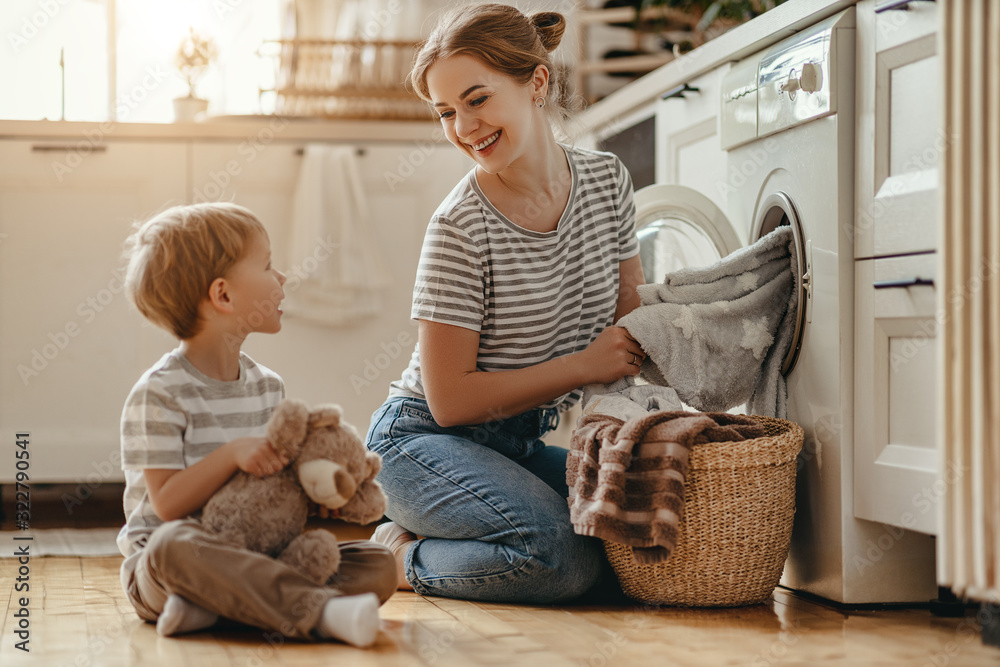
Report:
2,554,999,667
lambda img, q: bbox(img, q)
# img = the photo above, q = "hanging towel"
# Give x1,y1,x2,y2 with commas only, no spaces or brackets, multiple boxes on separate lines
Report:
283,144,389,327
618,225,799,417
567,409,765,563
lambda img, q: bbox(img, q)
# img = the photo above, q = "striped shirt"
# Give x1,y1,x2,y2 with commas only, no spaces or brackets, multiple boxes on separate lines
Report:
116,349,284,557
389,144,639,413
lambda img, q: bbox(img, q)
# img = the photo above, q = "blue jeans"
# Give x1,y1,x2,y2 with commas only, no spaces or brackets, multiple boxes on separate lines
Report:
365,396,603,603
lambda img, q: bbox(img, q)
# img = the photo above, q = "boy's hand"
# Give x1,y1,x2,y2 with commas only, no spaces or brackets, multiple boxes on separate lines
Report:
307,501,340,520
230,437,289,478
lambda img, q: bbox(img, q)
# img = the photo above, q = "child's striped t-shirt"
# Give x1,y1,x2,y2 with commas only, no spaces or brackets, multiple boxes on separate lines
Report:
117,349,284,558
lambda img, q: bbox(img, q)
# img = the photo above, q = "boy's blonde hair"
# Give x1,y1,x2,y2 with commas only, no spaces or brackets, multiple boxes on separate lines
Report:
123,202,266,339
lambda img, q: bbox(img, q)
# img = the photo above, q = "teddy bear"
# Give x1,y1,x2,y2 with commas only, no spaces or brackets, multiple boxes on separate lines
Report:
200,398,386,585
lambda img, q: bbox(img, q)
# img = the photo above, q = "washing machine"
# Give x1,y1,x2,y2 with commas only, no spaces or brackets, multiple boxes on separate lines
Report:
633,7,935,604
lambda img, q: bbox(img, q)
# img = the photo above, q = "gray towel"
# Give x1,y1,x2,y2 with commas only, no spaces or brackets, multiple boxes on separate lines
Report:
618,225,799,417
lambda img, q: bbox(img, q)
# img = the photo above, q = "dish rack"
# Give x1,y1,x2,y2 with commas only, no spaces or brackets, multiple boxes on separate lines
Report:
261,39,435,121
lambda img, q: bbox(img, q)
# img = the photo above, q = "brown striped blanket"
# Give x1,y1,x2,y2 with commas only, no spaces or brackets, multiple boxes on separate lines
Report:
566,410,765,564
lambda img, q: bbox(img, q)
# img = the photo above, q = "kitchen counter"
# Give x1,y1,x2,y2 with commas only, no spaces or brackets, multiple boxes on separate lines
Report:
574,0,857,138
0,116,442,143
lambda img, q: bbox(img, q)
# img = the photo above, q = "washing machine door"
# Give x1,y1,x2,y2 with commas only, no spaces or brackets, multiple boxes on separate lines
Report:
634,184,741,285
634,184,805,378
750,192,808,376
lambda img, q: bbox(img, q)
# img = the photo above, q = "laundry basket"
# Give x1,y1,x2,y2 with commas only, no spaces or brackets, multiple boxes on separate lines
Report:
603,415,804,606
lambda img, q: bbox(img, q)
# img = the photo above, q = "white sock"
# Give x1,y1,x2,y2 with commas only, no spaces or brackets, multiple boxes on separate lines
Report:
156,594,218,637
316,593,380,647
371,521,417,590
371,521,417,552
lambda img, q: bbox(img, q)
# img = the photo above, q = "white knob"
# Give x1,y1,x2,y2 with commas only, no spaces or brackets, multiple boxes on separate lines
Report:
799,62,822,92
779,62,823,99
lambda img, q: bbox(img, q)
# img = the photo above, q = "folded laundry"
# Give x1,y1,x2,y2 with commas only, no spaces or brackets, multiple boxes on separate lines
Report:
580,376,683,423
567,409,764,563
618,225,799,417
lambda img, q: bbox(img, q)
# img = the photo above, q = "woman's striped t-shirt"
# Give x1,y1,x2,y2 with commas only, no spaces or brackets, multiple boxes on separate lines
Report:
389,144,640,413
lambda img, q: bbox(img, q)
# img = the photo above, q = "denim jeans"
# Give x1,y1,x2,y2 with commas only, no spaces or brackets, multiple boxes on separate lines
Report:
365,396,603,603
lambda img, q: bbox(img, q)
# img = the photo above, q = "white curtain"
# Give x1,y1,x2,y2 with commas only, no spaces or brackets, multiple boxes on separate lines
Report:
937,0,1000,602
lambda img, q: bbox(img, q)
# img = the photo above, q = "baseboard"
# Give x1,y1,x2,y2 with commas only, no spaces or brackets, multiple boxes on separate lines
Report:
984,603,1000,648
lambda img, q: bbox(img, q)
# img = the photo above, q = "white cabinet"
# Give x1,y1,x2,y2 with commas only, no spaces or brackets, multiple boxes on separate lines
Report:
189,133,306,266
853,0,941,534
0,131,469,483
854,0,940,259
0,139,186,482
654,66,730,214
854,254,939,534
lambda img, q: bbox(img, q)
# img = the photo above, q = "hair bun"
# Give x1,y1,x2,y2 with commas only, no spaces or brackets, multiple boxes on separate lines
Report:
531,11,566,52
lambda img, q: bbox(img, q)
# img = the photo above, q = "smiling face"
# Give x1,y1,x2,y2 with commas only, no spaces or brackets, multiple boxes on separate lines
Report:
426,54,548,174
224,231,287,334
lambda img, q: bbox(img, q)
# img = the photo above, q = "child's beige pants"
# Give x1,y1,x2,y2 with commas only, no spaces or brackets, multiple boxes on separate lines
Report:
121,519,397,640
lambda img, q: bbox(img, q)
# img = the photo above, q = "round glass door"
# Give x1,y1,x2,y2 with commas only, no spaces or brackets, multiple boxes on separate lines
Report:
751,192,808,376
634,185,741,284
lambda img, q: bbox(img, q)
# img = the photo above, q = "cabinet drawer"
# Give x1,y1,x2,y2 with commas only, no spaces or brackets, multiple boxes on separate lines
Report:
855,0,941,259
871,253,937,318
854,252,939,535
875,0,937,51
655,67,727,204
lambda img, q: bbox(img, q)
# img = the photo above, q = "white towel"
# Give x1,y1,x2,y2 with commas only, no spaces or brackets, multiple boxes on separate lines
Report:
283,144,388,327
581,376,684,423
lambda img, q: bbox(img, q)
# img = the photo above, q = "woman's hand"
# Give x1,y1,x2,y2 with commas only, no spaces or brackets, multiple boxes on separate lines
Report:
577,326,646,385
229,437,289,478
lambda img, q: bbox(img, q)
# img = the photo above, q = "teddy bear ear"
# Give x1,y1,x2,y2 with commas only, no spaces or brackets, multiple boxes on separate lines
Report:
267,398,310,455
308,404,342,430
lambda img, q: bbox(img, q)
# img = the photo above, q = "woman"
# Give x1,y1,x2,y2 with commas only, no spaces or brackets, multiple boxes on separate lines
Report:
366,3,646,604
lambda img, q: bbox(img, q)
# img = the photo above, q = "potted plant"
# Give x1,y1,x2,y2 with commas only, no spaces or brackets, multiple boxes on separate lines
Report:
173,27,218,122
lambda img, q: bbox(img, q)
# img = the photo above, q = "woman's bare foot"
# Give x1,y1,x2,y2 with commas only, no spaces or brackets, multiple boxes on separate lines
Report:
371,521,418,591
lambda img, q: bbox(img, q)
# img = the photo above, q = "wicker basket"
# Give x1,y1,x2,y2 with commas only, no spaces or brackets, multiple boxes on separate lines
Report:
604,415,804,607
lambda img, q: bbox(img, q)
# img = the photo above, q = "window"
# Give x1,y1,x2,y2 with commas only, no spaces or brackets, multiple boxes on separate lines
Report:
1,0,109,121
1,0,285,122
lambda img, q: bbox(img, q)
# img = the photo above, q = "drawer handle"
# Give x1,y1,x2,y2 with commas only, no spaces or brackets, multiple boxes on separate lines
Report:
293,147,366,156
31,144,108,153
662,83,700,100
873,277,935,289
876,0,935,13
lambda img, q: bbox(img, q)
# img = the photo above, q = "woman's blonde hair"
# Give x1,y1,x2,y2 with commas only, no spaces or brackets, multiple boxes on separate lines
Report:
123,202,266,340
409,3,571,119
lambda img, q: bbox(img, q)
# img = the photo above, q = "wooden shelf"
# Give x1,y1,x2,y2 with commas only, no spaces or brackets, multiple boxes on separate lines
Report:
573,2,697,104
578,52,675,75
576,5,699,28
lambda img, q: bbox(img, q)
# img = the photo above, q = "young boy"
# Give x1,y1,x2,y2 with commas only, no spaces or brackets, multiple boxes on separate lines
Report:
116,202,396,646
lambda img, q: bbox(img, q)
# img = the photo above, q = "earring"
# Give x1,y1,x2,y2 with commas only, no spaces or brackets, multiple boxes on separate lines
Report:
534,97,546,108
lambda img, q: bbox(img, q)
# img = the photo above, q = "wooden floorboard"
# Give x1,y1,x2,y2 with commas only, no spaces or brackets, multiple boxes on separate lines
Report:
2,556,1000,666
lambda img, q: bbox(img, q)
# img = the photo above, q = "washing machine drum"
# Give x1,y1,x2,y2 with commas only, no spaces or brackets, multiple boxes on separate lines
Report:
633,184,807,376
